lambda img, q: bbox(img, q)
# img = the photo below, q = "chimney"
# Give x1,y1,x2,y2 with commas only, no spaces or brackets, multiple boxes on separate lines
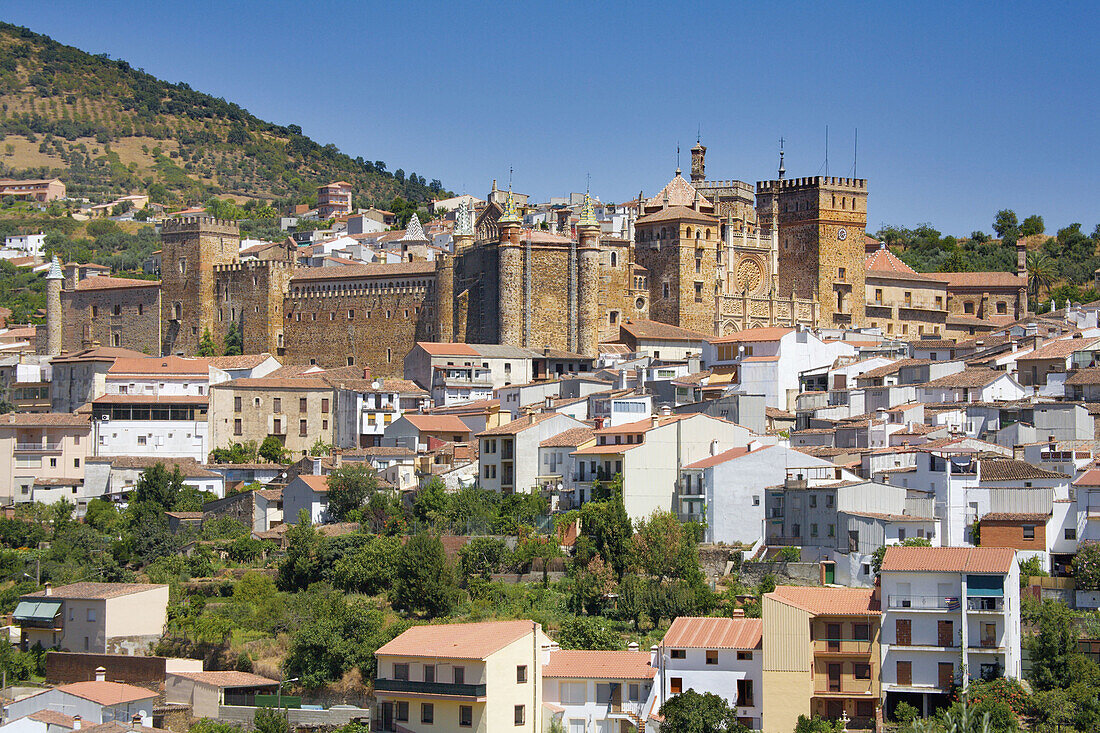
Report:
627,641,639,652
650,644,659,665
332,448,342,468
659,405,672,417
362,367,372,380
73,717,82,731
131,714,142,730
731,608,745,617
650,414,660,429
95,666,106,682
43,582,52,597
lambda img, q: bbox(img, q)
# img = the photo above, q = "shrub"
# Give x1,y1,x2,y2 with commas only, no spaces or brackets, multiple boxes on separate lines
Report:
893,700,918,724
1074,542,1100,590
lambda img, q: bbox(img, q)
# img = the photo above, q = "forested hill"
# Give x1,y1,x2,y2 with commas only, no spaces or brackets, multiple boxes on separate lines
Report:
0,22,448,207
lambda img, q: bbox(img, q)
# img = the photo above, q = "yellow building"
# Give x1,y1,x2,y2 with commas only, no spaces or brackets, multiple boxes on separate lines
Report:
762,586,881,733
373,620,550,733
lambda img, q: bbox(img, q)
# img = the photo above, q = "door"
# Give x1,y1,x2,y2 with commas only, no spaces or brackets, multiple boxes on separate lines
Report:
826,700,843,719
896,618,911,646
827,623,842,652
939,662,954,689
824,563,836,584
828,663,842,692
983,623,997,647
897,661,912,686
938,620,954,647
378,702,393,732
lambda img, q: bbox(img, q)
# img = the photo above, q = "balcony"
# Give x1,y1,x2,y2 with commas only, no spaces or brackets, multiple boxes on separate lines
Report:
814,640,873,656
813,678,874,696
373,678,486,698
967,597,1004,612
14,442,62,453
887,595,961,611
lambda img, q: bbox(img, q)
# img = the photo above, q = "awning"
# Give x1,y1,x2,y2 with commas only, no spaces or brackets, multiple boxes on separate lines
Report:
12,600,61,622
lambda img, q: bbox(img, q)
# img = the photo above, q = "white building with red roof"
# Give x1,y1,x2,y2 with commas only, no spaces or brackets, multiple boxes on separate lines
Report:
542,648,656,733
878,546,1020,718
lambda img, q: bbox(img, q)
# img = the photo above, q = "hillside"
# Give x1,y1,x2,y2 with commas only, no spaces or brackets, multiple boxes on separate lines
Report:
0,22,448,207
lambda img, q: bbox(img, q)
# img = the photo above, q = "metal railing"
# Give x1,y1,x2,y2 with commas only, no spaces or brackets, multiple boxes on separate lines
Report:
887,595,961,610
967,597,1004,611
15,442,61,451
813,640,873,655
373,678,486,697
814,678,874,695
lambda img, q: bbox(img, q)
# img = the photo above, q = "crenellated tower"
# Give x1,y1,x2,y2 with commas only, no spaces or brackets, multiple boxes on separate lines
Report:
576,191,601,357
160,216,240,355
497,188,524,346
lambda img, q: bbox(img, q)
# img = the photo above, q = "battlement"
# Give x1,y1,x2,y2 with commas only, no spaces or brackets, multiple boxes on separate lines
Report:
288,282,432,300
161,216,241,233
212,260,296,274
698,179,755,190
756,176,867,193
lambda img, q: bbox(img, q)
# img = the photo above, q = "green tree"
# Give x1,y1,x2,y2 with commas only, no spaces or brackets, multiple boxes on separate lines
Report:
412,477,450,525
259,436,288,463
1026,250,1055,301
557,616,620,650
1026,600,1077,691
223,322,243,356
254,705,290,733
308,437,332,457
659,690,749,733
325,464,377,521
633,509,700,582
390,533,459,618
332,535,402,595
458,536,511,582
993,210,1019,239
1019,214,1045,237
276,511,323,591
196,328,218,357
871,537,932,576
578,491,633,577
793,715,842,733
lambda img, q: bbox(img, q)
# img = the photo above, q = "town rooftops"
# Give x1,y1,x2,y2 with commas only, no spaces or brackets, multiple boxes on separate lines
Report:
402,414,471,433
290,261,435,282
980,512,1051,522
880,546,1016,573
768,586,880,615
416,341,481,356
1065,368,1100,386
539,426,596,448
634,205,719,225
920,368,1007,389
70,276,160,291
1074,467,1100,487
855,359,927,380
25,711,76,727
644,173,715,211
107,356,209,376
87,456,220,478
207,353,276,371
682,445,765,470
50,347,148,364
925,271,1028,288
168,671,279,688
619,319,710,342
477,413,565,437
217,376,330,390
864,246,932,279
0,412,89,427
296,475,330,493
47,681,156,705
23,582,166,600
376,620,538,660
661,616,762,649
1021,336,1097,360
92,395,208,405
542,650,656,680
978,458,1069,481
709,327,794,345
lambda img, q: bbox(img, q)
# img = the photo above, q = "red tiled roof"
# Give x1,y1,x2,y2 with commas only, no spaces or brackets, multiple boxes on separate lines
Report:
403,414,471,433
978,458,1068,481
477,413,564,436
864,246,926,278
27,711,76,727
24,582,164,600
376,620,537,660
543,650,656,679
169,671,278,688
980,512,1051,523
108,356,209,376
540,426,596,448
417,341,481,356
880,546,1015,573
619,319,710,342
0,412,89,427
55,681,157,705
207,353,276,370
290,262,435,282
926,271,1028,289
1074,468,1100,487
634,205,719,225
682,445,766,469
71,276,160,291
1022,337,1098,361
296,475,329,493
661,616,762,649
767,586,880,615
710,327,793,345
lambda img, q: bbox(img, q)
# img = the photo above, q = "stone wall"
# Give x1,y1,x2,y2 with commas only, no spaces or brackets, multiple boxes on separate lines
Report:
61,284,161,354
46,651,166,685
160,217,240,355
740,560,822,586
212,260,296,355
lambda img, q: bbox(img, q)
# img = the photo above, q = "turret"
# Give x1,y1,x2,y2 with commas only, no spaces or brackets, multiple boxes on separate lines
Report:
498,189,524,346
690,141,707,184
45,256,63,356
576,192,601,358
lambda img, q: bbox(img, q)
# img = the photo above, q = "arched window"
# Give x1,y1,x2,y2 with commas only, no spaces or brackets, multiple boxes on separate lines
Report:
610,252,618,267
685,227,693,239
706,229,712,239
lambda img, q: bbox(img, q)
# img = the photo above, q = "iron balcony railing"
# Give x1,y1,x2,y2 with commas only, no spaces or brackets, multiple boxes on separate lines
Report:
887,595,961,610
813,639,873,655
373,678,486,697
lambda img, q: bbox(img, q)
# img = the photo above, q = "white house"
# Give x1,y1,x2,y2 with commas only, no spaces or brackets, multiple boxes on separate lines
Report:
476,413,587,496
0,233,45,259
915,368,1027,405
879,546,1021,719
650,616,763,732
282,475,330,524
3,680,158,725
704,327,857,410
542,649,656,733
334,377,430,448
537,427,595,511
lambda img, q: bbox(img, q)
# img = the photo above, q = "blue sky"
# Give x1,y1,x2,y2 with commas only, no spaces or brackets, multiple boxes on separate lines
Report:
5,1,1098,236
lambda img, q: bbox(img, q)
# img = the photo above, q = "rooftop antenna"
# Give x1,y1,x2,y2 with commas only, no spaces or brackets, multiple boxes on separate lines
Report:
697,124,701,144
676,142,680,173
825,125,829,177
586,172,591,194
853,128,858,178
778,137,786,180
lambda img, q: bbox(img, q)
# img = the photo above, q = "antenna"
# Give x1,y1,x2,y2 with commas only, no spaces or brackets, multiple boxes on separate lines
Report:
825,125,829,177
697,124,701,144
676,142,680,172
586,172,591,194
508,167,513,189
853,128,858,178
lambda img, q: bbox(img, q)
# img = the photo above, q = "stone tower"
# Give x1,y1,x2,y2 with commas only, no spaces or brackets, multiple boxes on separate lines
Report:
45,256,63,356
497,189,524,346
436,204,472,343
576,192,601,357
756,176,868,328
160,216,240,355
690,141,706,184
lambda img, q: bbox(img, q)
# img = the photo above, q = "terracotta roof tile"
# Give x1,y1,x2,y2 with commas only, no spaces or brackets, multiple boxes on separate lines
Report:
107,356,209,376
169,670,278,687
880,546,1015,573
376,620,537,659
1065,368,1100,386
24,582,165,600
416,341,481,356
682,445,767,469
55,681,158,705
1021,337,1098,361
71,276,160,291
855,359,926,380
543,650,656,679
207,353,276,370
661,616,762,649
0,412,89,427
709,327,793,345
978,458,1068,481
27,711,76,727
980,512,1051,522
864,246,925,277
926,272,1028,288
767,586,880,615
290,262,435,282
403,414,471,433
921,368,1004,389
296,475,329,492
539,426,595,448
619,319,710,342
643,174,715,211
634,205,719,225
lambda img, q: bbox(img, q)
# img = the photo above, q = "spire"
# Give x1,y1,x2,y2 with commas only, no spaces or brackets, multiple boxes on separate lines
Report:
400,213,427,241
578,190,598,227
455,202,474,237
499,186,521,225
46,255,63,280
778,137,786,180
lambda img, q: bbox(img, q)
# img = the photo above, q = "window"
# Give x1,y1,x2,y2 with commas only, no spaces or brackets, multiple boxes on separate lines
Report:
1023,525,1035,539
737,650,752,660
394,663,409,681
517,665,527,683
809,494,817,508
273,418,282,434
112,333,121,347
395,701,408,722
670,649,686,659
874,288,883,303
459,706,472,727
74,458,80,468
1067,528,1077,540
853,623,870,641
423,664,435,683
421,703,433,724
810,524,818,537
663,282,670,299
234,419,242,436
736,679,754,707
670,678,683,695
137,435,147,446
898,528,907,541
560,682,585,704
706,650,718,665
997,301,1007,314
839,267,847,280
50,458,57,467
753,495,760,506
300,397,307,412
694,281,704,302
322,398,330,413
453,667,464,684
234,396,242,412
273,398,281,412
348,309,355,319
964,301,975,314
825,495,834,508
854,663,871,679
87,608,96,622
514,705,525,726
299,419,307,436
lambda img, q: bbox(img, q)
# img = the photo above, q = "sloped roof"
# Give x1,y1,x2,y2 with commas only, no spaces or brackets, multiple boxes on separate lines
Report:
855,359,921,380
543,650,656,680
864,246,933,280
376,620,536,660
925,271,1027,288
539,426,595,448
416,341,481,356
290,262,435,282
980,512,1051,523
1021,337,1097,360
402,414,471,433
619,319,710,342
207,353,276,370
477,413,565,436
107,356,209,376
53,681,157,705
399,213,428,242
710,327,794,345
978,458,1069,481
768,586,880,615
169,671,278,688
71,276,160,291
921,368,1004,389
880,546,1015,573
661,616,762,649
682,445,765,469
295,475,329,493
634,205,719,225
0,412,89,427
1066,368,1100,386
24,582,165,600
644,173,714,211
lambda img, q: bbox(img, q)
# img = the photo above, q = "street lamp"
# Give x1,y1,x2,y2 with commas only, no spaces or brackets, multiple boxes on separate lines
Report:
840,710,850,733
277,677,299,709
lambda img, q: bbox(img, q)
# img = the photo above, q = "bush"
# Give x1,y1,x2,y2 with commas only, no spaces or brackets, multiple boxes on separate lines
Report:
1074,542,1100,590
893,700,918,724
557,616,620,650
777,546,801,562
